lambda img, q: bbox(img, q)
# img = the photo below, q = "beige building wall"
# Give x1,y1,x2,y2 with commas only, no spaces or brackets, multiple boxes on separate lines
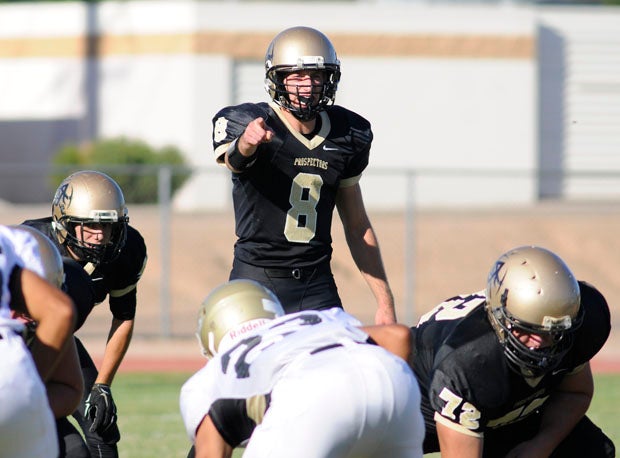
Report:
0,1,617,208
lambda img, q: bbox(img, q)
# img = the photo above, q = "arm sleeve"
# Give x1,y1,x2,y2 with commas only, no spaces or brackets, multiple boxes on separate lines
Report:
62,257,95,331
208,397,265,447
108,226,147,321
212,103,272,163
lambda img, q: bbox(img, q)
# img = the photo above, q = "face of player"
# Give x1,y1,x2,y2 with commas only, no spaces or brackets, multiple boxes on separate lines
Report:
283,70,325,110
511,328,553,350
74,223,112,247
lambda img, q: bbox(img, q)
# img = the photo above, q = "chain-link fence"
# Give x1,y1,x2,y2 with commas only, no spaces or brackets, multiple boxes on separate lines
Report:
1,165,618,343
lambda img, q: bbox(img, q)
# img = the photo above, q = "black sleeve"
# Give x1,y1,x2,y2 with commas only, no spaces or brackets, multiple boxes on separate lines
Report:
569,281,612,366
212,103,272,150
105,225,147,321
325,106,372,179
109,289,137,321
8,265,26,313
62,257,95,332
208,398,258,448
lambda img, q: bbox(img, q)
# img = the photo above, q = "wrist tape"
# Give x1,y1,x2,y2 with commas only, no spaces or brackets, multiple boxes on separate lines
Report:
227,138,257,170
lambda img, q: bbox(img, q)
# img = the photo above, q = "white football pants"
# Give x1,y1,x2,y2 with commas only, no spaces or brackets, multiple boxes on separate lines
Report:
0,320,58,458
243,343,425,458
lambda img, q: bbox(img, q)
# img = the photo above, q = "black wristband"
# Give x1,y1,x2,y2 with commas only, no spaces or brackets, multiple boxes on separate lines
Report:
227,138,257,170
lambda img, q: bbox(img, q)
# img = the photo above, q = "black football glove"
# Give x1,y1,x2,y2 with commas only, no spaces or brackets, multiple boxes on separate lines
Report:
84,383,118,433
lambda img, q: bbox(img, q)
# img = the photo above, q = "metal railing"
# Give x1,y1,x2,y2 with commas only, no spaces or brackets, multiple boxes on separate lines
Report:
1,163,619,338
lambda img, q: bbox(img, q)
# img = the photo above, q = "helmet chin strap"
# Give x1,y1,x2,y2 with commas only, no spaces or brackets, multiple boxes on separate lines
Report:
288,94,317,121
291,111,317,122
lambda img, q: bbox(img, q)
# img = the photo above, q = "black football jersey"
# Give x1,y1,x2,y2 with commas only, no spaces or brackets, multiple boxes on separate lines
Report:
208,395,271,448
212,102,371,267
411,281,610,439
62,256,95,331
22,217,147,322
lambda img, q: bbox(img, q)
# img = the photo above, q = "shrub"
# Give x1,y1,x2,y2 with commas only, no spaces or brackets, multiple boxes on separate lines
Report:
52,137,192,203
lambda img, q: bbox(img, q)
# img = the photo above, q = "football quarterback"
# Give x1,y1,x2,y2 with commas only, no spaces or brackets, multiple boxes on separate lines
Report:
212,26,396,325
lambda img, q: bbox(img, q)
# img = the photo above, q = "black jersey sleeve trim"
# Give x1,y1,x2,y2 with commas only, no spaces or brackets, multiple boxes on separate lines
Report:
208,398,256,448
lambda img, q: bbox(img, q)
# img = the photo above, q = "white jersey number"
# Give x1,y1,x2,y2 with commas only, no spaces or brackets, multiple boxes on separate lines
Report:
417,292,486,326
438,387,481,430
284,173,323,243
221,313,323,379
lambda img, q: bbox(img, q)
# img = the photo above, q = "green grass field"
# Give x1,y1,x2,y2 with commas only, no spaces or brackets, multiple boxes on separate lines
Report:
111,372,619,458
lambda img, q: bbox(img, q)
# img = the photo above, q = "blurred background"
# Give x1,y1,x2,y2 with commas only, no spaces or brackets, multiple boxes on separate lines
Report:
0,0,618,366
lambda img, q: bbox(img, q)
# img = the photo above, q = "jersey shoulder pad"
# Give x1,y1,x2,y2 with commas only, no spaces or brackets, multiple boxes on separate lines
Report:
326,105,373,149
21,217,56,242
569,281,611,365
212,102,272,146
119,225,147,277
62,256,95,331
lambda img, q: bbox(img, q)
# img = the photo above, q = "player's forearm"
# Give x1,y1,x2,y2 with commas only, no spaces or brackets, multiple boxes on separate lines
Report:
337,186,396,322
347,227,396,322
96,318,134,385
46,338,84,417
362,271,396,322
529,390,591,455
30,320,73,381
195,415,234,458
47,382,83,418
361,268,394,306
436,421,483,458
224,138,256,172
346,225,389,282
361,324,410,360
534,365,594,454
23,272,76,380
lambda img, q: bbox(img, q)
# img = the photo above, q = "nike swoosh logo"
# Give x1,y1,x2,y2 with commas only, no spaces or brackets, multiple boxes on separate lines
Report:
323,145,339,151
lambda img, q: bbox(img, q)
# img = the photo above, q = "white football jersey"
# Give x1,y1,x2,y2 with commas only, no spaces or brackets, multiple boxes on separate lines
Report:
180,308,367,439
0,227,59,457
0,229,22,320
0,225,44,277
0,225,43,321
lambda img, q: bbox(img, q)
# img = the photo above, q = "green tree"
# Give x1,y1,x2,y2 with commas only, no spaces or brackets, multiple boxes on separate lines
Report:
52,137,191,203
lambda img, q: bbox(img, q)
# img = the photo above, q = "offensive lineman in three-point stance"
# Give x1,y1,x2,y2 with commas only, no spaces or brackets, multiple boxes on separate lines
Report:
409,246,614,457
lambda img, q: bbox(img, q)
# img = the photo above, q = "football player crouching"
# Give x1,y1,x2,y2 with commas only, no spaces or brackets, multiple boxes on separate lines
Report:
180,279,425,458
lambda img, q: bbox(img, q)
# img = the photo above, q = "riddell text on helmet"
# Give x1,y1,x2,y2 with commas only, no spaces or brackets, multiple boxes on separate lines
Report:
227,319,270,341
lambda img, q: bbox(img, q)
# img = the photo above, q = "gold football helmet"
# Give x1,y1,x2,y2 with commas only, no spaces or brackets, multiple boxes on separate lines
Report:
197,279,285,358
264,26,341,121
52,170,128,265
11,225,64,289
485,246,582,377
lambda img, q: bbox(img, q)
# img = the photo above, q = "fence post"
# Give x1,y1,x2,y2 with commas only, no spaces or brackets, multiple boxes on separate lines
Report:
158,166,172,337
404,170,416,324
